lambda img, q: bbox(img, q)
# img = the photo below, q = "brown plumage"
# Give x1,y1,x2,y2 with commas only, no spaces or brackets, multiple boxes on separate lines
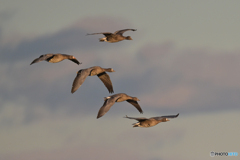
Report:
125,113,179,128
30,53,81,65
97,93,143,119
86,29,137,43
71,66,115,94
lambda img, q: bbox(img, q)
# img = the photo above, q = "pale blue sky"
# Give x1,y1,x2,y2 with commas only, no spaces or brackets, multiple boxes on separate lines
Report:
0,1,240,160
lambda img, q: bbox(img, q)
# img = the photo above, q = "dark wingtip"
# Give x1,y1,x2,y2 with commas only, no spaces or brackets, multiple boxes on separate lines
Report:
176,113,180,117
71,89,75,94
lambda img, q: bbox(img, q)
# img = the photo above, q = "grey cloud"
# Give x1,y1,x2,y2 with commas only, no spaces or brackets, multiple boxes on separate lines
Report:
1,16,240,126
0,16,136,63
0,28,96,62
0,16,136,121
0,9,16,24
96,42,240,114
133,45,240,113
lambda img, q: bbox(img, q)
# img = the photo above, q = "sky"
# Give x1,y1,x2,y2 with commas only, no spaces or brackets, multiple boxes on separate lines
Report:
0,1,240,160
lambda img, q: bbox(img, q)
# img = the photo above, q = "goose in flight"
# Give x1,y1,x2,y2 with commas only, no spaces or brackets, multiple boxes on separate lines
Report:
86,29,137,43
30,53,81,65
97,93,143,119
71,66,115,94
125,113,179,128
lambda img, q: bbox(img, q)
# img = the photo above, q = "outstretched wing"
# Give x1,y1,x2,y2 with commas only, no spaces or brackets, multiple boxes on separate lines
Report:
114,29,137,35
71,69,91,93
30,54,54,65
124,115,147,121
151,113,179,120
97,95,120,119
60,54,81,65
86,32,113,37
97,72,114,93
69,58,81,65
126,100,143,114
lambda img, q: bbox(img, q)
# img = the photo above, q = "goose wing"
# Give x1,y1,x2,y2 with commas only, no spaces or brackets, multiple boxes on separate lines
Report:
60,54,81,65
30,54,54,65
86,32,113,37
71,68,91,93
124,115,148,121
114,29,137,35
69,58,81,65
97,95,121,119
97,72,114,93
151,113,179,120
126,99,143,114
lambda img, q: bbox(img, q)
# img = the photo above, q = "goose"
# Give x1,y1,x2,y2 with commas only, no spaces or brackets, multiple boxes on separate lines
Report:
125,113,179,128
97,93,143,119
30,53,81,65
86,29,137,43
71,66,115,94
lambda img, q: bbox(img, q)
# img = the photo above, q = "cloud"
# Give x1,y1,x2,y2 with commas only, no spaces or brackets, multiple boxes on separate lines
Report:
121,44,240,113
0,10,15,23
0,16,139,127
0,15,137,63
1,16,240,129
0,28,93,62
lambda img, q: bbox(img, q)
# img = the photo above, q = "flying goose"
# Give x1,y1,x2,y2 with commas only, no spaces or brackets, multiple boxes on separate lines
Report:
97,93,143,119
30,53,81,65
86,29,137,43
125,113,179,128
71,66,115,94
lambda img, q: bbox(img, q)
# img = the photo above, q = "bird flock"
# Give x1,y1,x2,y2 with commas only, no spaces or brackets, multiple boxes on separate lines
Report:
30,29,179,128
